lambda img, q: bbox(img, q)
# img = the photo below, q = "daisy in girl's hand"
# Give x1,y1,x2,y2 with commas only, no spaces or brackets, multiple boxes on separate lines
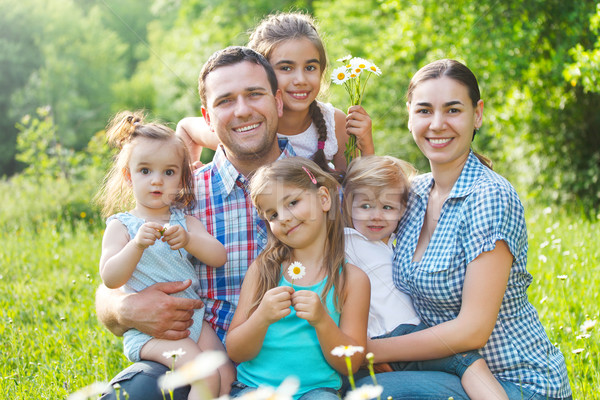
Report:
287,261,306,289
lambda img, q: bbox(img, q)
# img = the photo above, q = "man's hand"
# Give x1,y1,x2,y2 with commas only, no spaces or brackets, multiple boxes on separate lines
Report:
114,280,204,340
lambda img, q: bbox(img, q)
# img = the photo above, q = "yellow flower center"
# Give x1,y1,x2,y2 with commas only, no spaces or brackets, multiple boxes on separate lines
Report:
337,72,345,80
370,66,377,71
293,266,301,275
359,63,366,68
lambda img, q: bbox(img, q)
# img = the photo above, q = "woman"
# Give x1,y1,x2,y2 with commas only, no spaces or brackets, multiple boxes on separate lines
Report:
358,59,572,400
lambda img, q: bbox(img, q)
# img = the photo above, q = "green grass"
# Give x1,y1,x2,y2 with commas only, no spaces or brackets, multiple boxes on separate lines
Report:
1,181,598,398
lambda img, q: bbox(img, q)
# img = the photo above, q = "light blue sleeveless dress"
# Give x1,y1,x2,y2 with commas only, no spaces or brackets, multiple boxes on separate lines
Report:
106,208,203,362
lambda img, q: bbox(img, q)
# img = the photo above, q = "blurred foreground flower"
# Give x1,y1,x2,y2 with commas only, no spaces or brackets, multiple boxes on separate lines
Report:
580,318,597,332
236,376,300,400
345,384,383,400
331,345,365,392
331,345,364,357
159,350,227,392
163,348,186,370
68,381,108,400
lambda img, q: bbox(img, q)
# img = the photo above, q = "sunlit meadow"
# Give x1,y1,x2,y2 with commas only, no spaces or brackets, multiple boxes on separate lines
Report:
0,173,598,398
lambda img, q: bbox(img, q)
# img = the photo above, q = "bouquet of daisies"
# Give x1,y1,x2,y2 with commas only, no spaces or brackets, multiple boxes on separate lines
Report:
331,55,381,164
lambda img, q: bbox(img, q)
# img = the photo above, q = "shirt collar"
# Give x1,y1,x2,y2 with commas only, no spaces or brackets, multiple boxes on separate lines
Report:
412,150,485,200
209,139,296,196
344,227,396,250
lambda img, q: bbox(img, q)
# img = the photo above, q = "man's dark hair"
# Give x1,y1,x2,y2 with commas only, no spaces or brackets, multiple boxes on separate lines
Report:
198,46,278,107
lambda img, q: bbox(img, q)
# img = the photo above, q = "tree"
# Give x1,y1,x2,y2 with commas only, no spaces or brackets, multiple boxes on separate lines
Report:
0,0,44,175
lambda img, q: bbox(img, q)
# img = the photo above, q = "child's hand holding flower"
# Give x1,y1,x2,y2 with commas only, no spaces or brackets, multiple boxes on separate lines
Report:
134,221,163,250
161,223,187,250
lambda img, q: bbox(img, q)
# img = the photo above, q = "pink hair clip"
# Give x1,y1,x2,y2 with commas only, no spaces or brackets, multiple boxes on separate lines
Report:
302,166,317,185
317,140,325,150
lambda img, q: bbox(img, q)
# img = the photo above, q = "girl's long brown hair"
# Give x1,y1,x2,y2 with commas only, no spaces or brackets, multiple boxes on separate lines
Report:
248,157,346,313
95,110,195,218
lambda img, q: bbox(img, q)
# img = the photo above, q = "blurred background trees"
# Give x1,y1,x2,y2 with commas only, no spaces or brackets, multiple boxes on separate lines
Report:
1,0,599,212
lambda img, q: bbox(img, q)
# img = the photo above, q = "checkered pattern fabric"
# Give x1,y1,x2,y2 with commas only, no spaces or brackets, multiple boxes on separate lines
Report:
393,151,571,398
189,140,295,342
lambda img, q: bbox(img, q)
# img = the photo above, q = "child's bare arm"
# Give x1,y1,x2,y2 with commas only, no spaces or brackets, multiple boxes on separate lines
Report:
175,117,220,162
162,215,226,267
226,263,293,363
294,263,370,374
99,220,162,288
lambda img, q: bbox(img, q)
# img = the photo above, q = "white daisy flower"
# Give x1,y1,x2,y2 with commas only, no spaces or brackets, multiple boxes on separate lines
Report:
337,55,352,63
237,377,300,400
331,66,350,85
344,384,384,400
163,348,186,361
572,348,585,354
580,319,597,332
159,351,227,391
287,262,306,281
331,345,364,357
367,63,382,76
350,57,370,71
557,275,568,280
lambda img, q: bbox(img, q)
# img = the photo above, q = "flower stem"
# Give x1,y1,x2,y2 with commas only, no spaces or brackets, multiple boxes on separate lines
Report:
345,356,356,391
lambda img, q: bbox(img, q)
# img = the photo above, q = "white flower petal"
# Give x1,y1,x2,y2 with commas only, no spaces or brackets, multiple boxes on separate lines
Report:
344,384,384,400
331,345,364,357
159,351,227,391
287,262,306,281
331,66,350,85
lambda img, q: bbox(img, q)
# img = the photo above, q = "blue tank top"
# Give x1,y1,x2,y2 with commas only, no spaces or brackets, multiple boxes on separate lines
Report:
236,271,342,398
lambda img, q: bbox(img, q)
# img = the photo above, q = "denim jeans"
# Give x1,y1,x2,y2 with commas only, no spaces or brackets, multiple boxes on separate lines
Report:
230,380,340,399
375,322,482,377
98,361,190,400
355,371,572,400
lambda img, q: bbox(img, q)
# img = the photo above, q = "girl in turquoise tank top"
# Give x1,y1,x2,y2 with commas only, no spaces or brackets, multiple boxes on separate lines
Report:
226,157,370,399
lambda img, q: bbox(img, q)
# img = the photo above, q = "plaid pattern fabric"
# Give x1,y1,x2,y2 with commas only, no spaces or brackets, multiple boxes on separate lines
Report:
393,151,571,398
189,140,295,342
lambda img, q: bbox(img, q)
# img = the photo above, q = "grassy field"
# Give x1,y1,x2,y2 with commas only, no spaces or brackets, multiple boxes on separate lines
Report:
0,178,598,398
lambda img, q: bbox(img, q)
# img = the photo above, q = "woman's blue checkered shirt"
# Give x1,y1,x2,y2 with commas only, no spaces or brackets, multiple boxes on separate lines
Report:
393,151,571,398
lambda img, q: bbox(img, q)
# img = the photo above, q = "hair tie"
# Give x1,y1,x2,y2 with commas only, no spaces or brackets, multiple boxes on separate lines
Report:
302,166,317,185
317,140,325,150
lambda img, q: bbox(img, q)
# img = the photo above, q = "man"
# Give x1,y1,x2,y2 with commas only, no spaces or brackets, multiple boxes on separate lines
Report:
97,46,295,399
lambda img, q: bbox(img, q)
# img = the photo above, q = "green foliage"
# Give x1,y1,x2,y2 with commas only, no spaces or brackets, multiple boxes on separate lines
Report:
317,0,600,209
0,0,44,175
5,108,111,231
3,0,600,208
